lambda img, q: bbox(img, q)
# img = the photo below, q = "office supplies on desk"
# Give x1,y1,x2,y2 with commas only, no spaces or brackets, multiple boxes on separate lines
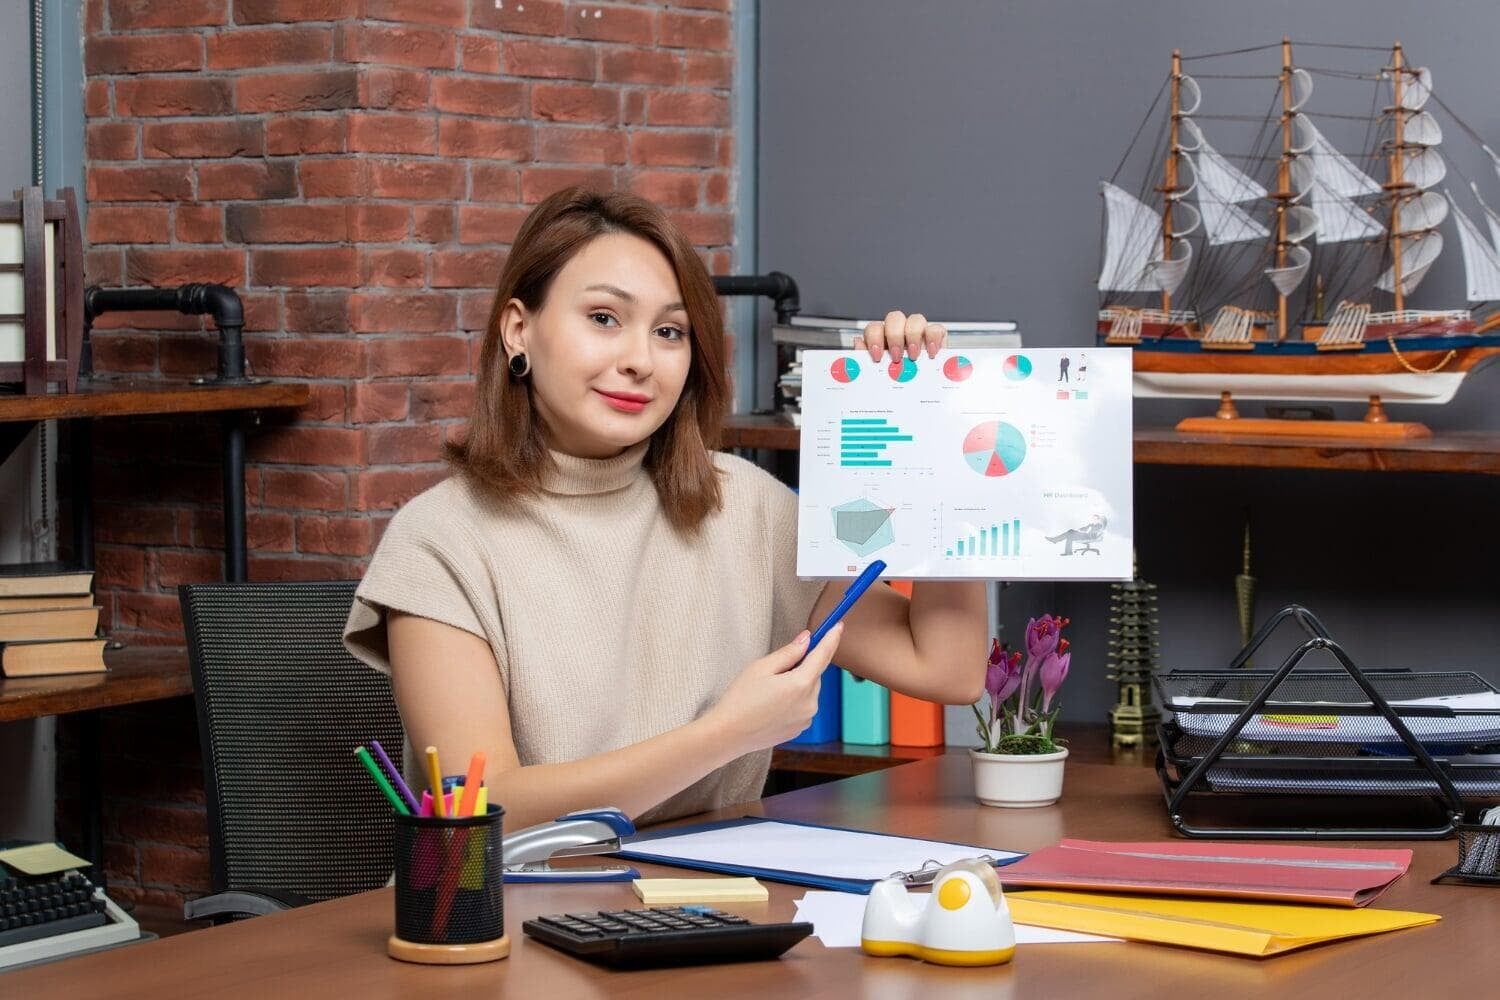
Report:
369,739,419,815
355,746,411,816
787,663,842,744
502,808,639,883
887,580,944,747
389,805,509,965
523,906,812,969
861,858,1017,966
424,746,447,818
794,890,1114,948
632,877,769,905
1005,891,1440,958
0,843,90,876
1155,604,1490,838
616,817,1021,893
457,753,486,818
997,839,1412,906
1432,805,1500,886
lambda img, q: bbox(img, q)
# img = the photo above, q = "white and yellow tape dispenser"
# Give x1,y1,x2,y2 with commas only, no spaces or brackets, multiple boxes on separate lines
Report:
860,858,1016,967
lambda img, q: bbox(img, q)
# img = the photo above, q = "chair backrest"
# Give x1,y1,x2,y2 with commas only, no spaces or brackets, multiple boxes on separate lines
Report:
179,580,403,902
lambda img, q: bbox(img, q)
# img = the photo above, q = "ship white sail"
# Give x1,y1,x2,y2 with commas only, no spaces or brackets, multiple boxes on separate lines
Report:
1290,157,1386,243
1469,181,1500,255
1265,243,1313,296
1099,182,1181,292
1404,111,1443,147
1398,190,1448,234
1291,117,1383,198
1147,239,1193,296
1375,231,1443,296
1401,147,1447,190
1446,192,1500,302
1393,66,1433,111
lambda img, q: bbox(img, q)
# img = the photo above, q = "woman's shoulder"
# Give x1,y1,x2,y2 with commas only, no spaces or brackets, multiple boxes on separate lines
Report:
385,473,501,544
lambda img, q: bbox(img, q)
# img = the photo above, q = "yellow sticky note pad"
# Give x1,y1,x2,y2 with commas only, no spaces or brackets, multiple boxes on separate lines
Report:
632,877,769,905
0,843,90,876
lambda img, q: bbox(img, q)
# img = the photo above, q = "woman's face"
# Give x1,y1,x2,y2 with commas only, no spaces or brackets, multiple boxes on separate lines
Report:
505,232,694,459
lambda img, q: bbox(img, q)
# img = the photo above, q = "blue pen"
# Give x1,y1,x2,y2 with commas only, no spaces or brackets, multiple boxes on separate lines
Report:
804,559,887,657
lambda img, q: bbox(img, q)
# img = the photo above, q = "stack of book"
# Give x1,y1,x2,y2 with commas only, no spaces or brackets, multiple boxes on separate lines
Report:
0,563,106,677
771,316,1022,425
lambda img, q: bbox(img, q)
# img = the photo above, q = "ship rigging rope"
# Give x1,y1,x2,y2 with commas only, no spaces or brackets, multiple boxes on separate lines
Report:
1181,40,1390,62
1110,74,1169,182
1386,336,1457,373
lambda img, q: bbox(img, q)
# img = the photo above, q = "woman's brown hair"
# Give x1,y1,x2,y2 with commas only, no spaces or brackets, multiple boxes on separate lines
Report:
447,187,727,530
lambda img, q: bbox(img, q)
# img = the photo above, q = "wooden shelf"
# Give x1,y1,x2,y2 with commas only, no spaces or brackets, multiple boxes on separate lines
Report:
772,723,1138,777
723,413,1500,475
0,378,311,423
0,646,191,723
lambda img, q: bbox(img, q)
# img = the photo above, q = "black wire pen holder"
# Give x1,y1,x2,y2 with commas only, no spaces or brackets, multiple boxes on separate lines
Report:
1153,605,1499,840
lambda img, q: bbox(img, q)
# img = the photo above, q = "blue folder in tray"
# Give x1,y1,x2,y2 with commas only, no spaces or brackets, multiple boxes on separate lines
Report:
614,816,1024,894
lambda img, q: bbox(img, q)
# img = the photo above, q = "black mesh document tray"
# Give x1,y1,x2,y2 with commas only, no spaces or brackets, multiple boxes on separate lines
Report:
1152,606,1500,839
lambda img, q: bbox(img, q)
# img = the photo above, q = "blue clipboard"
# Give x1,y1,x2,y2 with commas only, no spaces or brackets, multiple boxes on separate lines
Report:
504,867,639,885
614,816,1024,895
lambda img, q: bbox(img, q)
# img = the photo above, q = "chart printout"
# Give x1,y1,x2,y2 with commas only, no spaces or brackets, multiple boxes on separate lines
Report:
796,348,1132,580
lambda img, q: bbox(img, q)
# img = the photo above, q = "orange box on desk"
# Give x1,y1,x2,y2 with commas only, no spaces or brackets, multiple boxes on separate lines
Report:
887,580,945,747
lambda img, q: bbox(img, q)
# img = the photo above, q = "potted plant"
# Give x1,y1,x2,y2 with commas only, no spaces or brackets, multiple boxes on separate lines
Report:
969,614,1072,807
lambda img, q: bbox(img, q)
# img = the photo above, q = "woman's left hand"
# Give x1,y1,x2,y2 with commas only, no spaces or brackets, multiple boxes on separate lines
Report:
854,310,947,362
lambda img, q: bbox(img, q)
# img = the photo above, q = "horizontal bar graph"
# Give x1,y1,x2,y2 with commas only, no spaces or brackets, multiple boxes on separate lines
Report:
945,518,1022,558
839,417,911,467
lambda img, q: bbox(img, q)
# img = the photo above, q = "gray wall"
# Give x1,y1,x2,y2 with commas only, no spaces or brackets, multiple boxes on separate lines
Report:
758,0,1500,730
0,1,32,188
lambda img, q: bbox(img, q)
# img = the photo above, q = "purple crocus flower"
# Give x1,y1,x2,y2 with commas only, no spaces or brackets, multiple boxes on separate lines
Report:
1039,650,1071,713
985,641,1023,723
1025,614,1064,659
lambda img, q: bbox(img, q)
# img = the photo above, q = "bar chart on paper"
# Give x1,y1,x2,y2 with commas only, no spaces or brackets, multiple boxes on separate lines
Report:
945,518,1023,559
839,417,912,467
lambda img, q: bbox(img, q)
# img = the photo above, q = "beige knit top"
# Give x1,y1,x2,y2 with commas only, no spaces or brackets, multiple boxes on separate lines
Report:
343,443,825,825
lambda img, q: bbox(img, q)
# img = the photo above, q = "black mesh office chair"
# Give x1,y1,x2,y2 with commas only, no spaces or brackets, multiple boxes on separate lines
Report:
178,580,403,922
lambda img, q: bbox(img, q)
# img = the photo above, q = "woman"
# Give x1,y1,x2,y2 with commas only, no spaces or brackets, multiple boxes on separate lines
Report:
344,188,987,831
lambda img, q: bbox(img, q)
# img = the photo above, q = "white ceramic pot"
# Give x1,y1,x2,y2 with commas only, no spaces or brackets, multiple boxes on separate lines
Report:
969,747,1069,808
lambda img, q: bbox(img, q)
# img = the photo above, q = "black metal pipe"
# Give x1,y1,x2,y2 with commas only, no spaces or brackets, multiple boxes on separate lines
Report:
711,271,801,324
84,283,248,383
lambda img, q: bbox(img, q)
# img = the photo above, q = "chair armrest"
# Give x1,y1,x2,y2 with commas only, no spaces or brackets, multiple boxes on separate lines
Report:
184,888,314,923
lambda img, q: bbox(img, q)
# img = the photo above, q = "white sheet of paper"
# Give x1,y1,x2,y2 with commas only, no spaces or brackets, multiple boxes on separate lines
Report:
623,821,1020,882
792,890,1119,948
796,347,1134,580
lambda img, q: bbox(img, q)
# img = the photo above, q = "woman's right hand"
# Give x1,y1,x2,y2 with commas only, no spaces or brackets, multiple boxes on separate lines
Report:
704,624,845,757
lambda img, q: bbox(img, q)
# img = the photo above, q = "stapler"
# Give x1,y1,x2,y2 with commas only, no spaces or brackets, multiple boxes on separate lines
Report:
502,808,640,883
861,858,1016,966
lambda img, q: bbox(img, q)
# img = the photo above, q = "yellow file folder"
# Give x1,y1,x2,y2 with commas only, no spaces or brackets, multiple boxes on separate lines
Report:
1006,891,1439,958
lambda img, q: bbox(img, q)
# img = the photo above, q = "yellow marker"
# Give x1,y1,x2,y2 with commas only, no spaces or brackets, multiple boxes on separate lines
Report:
425,745,447,818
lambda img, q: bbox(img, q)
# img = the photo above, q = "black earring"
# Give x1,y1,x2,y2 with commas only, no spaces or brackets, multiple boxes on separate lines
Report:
508,352,530,378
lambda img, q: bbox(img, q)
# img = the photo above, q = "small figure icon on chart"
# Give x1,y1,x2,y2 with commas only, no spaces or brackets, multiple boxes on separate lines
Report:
1057,356,1070,383
1046,514,1105,556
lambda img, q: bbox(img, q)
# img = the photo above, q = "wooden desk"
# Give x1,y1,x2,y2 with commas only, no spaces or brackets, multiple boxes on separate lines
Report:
13,757,1496,998
0,646,189,723
722,413,1500,475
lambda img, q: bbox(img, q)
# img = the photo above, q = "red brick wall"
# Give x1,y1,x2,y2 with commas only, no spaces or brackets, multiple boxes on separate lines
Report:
69,0,736,912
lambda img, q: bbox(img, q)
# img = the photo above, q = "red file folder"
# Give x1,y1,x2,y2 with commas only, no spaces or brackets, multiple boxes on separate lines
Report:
997,839,1412,907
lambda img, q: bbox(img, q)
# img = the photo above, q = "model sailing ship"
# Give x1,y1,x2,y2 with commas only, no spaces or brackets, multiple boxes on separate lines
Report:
1098,39,1500,436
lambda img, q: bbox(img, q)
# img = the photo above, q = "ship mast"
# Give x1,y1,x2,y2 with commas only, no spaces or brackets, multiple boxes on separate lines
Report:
1274,38,1295,342
1161,49,1183,315
1388,42,1409,314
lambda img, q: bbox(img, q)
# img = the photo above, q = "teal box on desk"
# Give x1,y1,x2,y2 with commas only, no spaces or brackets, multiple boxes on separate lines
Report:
841,669,889,745
787,664,842,744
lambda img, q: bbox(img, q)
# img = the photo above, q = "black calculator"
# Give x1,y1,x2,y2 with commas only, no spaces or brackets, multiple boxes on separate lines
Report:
522,906,813,968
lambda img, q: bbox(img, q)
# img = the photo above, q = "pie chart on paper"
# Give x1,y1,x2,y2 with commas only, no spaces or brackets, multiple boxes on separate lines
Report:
943,355,974,382
1003,354,1033,381
887,357,918,382
830,356,861,383
962,420,1027,478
